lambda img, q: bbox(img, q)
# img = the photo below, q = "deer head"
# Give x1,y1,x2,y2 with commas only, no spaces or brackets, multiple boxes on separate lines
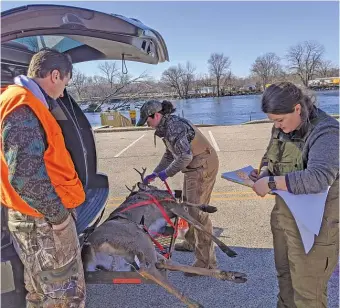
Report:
125,168,159,195
133,167,147,182
134,167,158,190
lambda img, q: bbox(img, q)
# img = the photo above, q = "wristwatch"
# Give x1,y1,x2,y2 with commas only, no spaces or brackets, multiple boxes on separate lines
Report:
268,176,277,190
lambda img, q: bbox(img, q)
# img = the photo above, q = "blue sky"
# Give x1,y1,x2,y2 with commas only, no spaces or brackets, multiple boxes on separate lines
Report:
2,1,339,80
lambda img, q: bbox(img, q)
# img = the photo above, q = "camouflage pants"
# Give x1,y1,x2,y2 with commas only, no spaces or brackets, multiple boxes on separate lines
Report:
182,150,219,268
271,186,339,308
7,209,86,308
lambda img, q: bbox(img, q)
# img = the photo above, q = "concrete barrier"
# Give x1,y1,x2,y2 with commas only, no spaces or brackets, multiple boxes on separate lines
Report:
93,123,217,133
93,114,339,133
243,114,339,125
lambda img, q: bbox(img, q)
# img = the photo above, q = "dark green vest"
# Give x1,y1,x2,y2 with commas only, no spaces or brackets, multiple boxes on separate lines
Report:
267,110,327,176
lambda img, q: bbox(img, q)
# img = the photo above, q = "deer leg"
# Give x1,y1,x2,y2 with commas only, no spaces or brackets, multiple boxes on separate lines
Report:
181,202,217,213
170,208,237,258
197,204,218,213
155,259,247,283
138,267,204,308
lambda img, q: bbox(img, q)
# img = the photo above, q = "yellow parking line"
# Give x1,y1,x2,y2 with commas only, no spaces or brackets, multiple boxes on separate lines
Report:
105,195,274,207
211,196,274,201
109,190,254,201
211,191,253,195
106,203,120,207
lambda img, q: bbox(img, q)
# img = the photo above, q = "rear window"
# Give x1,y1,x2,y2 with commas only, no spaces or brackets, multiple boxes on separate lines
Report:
13,35,83,53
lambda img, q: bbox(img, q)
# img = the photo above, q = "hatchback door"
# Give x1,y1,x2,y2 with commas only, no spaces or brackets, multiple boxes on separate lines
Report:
1,4,169,65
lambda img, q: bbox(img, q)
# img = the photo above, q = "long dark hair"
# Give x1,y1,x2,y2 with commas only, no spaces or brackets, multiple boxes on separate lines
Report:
159,100,176,115
262,82,316,122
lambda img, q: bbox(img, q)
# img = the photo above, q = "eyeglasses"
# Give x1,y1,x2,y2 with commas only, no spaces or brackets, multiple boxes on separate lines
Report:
148,114,155,119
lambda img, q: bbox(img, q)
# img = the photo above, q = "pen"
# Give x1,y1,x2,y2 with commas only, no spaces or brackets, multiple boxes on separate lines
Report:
258,160,262,175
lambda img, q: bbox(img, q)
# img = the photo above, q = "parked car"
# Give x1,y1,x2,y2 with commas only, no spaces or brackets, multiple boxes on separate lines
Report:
1,4,169,307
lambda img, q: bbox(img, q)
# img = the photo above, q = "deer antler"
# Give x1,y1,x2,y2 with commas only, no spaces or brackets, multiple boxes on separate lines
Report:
125,184,137,193
133,167,147,182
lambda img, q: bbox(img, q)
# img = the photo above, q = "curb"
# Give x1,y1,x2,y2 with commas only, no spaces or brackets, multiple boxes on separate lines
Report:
93,123,217,133
243,114,339,125
93,114,339,133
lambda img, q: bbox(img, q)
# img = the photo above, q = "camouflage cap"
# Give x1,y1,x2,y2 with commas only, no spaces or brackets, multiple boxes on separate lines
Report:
137,100,163,126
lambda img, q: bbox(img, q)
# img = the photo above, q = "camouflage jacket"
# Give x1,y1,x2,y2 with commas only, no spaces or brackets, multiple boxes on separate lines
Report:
1,84,69,224
154,115,195,177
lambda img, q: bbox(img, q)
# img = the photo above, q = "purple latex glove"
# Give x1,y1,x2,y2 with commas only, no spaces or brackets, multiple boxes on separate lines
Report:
158,170,168,182
143,172,157,184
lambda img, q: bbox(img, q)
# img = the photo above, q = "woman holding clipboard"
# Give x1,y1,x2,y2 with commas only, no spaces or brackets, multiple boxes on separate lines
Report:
250,82,339,308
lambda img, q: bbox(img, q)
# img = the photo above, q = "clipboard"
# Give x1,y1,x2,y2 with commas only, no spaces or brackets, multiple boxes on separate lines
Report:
221,165,255,188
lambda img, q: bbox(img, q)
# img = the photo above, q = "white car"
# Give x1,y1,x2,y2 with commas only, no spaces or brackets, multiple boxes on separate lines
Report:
2,4,169,84
1,4,169,307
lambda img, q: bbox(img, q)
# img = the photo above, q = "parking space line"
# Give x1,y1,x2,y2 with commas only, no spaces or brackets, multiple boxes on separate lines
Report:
208,130,220,152
114,134,145,158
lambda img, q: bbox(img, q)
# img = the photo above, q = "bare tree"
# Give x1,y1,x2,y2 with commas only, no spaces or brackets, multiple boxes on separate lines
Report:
98,61,119,88
161,66,184,98
86,75,110,98
220,71,233,93
316,60,338,78
197,74,214,88
251,52,282,90
208,53,231,96
286,41,325,86
161,62,195,99
180,62,196,98
93,71,149,111
70,69,87,100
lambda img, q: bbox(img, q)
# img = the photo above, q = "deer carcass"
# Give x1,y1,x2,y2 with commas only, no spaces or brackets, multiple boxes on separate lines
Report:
82,168,246,308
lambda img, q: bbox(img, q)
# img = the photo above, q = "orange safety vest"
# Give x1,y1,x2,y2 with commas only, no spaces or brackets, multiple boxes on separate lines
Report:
1,85,85,217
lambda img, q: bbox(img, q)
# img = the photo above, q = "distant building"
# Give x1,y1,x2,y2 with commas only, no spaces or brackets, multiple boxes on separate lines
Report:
239,84,257,91
197,86,215,94
308,77,339,87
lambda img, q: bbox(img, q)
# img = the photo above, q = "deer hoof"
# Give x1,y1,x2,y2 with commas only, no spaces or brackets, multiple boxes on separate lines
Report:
220,271,247,283
221,245,237,257
199,205,218,213
187,301,204,308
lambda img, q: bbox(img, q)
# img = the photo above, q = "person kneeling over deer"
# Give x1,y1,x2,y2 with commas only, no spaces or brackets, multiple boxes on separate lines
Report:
82,168,246,308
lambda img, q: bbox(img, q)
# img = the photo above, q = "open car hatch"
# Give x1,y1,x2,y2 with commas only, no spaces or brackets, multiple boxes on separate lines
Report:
1,4,169,65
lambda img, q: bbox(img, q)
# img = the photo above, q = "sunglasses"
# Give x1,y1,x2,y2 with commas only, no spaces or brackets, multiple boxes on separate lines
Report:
148,114,155,119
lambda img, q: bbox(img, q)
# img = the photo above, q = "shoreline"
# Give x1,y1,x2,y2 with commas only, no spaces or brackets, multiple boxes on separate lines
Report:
78,87,339,106
93,113,339,133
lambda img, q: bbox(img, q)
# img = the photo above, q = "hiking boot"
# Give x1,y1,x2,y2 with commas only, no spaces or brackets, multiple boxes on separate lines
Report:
174,241,194,252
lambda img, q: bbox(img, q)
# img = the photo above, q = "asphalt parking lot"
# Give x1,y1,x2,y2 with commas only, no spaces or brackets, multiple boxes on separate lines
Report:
86,123,339,308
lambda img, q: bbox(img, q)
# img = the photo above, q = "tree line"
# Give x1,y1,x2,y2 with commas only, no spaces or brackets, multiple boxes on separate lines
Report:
69,40,338,102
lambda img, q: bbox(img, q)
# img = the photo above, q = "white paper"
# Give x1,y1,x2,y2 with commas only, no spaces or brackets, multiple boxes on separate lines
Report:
221,165,330,254
293,217,316,254
274,188,329,254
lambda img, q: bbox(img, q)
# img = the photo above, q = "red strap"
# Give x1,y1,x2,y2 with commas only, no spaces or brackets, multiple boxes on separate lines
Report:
142,225,168,254
140,193,177,234
119,200,153,213
117,191,178,250
163,180,172,195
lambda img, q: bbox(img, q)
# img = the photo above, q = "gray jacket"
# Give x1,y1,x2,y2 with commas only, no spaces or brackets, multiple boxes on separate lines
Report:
265,109,339,194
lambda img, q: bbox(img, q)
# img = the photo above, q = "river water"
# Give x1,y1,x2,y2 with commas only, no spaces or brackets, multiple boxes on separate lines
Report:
84,90,339,128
